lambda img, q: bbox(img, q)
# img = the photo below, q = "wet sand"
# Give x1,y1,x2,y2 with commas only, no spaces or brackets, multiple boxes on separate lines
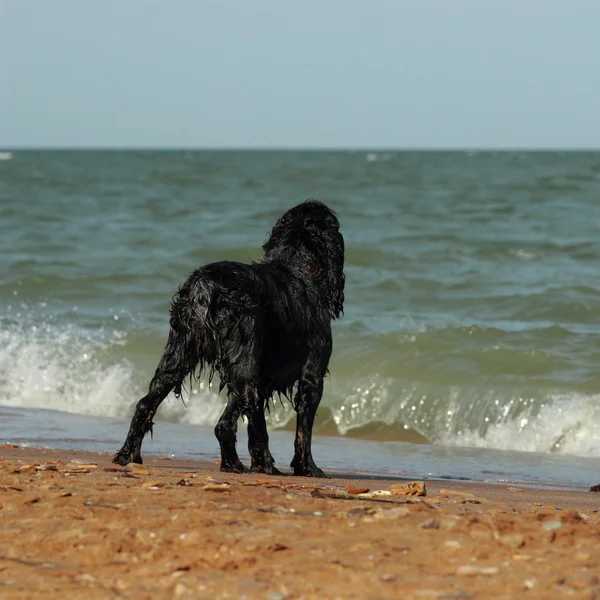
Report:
1,445,600,599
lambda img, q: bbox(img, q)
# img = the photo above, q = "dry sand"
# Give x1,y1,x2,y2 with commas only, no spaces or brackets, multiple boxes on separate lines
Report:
1,445,600,599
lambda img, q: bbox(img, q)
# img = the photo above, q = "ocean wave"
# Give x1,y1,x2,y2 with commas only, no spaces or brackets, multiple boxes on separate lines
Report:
3,313,600,458
0,315,227,426
441,393,600,457
0,319,138,418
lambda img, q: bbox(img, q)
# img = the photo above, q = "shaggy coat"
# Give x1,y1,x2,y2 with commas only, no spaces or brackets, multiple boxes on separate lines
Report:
113,200,345,477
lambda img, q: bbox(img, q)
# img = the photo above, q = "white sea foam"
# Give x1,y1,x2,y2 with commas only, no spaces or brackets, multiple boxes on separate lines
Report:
0,320,137,417
0,318,224,426
440,393,600,457
328,373,600,458
3,317,600,459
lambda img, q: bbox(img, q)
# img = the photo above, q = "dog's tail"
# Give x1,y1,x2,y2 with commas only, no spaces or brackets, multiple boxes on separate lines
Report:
148,276,220,398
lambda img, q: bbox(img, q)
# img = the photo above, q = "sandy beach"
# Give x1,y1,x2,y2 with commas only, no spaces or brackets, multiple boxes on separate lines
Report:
1,445,600,599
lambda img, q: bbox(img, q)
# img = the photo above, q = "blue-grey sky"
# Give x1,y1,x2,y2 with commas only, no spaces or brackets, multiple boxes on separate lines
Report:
4,1,600,149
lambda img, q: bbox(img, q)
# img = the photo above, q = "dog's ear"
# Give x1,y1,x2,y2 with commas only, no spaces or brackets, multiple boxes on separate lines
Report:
262,211,292,258
264,200,345,318
322,228,345,319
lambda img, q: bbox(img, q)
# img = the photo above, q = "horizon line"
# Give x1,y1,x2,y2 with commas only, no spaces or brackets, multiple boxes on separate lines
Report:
2,146,600,152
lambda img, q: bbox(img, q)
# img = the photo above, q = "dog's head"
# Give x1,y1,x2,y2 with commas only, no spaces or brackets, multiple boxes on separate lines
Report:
263,199,345,319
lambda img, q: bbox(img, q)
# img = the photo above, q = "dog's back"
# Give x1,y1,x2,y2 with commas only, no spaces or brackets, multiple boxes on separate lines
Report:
171,259,332,399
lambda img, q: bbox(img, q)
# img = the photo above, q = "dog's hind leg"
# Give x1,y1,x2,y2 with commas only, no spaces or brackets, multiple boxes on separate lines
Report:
247,404,281,475
215,388,248,473
291,373,327,478
113,331,189,466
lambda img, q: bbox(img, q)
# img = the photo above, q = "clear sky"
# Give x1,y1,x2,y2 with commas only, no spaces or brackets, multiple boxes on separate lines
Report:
3,0,600,149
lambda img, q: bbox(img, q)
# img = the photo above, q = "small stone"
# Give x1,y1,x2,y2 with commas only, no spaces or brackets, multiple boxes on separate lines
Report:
457,565,500,576
357,489,392,499
15,464,36,473
542,520,562,532
419,518,439,530
112,579,127,591
507,487,524,493
347,486,370,495
202,483,231,492
312,488,349,499
141,480,165,489
126,464,150,476
387,481,426,497
174,583,188,597
62,462,98,474
495,533,524,549
444,540,462,550
575,553,592,561
36,464,59,472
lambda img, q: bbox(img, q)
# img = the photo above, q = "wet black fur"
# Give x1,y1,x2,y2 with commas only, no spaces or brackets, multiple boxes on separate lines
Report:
113,200,345,477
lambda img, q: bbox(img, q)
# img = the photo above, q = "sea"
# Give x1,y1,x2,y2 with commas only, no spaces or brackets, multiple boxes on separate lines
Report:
2,149,600,489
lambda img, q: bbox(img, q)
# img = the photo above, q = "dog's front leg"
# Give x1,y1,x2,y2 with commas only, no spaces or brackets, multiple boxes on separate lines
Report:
215,390,248,473
291,376,327,478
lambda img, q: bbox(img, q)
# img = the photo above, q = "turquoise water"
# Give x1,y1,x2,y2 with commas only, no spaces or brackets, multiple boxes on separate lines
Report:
2,150,600,485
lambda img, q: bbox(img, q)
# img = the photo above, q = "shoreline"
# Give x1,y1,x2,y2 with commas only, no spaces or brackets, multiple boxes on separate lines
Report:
2,445,600,598
4,405,600,489
1,444,598,505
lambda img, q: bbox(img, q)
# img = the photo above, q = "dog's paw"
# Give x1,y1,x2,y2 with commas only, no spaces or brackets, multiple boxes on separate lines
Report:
112,451,143,466
293,465,327,478
220,460,249,474
112,452,131,466
304,467,327,478
291,455,328,478
250,464,283,476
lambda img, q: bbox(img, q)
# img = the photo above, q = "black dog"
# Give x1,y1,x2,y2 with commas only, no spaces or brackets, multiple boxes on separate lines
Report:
113,200,344,477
